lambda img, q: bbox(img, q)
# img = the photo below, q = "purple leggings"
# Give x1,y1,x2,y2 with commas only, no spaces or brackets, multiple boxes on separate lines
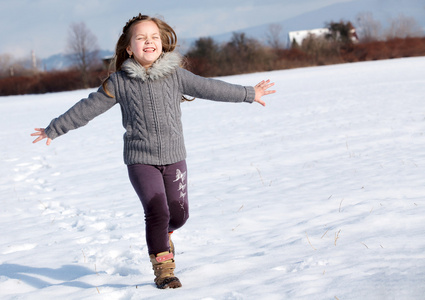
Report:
127,160,189,255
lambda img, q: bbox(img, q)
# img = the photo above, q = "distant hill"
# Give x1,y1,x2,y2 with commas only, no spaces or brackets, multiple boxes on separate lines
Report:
41,0,424,69
41,50,114,71
181,0,425,48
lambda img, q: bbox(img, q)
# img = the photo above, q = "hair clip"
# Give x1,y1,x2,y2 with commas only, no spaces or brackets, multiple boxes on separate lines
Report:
123,13,145,33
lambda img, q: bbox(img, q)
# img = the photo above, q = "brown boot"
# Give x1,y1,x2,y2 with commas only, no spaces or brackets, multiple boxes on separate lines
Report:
168,232,175,256
149,251,182,289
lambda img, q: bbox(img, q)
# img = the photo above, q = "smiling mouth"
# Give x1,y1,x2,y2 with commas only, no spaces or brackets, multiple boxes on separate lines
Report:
143,47,156,52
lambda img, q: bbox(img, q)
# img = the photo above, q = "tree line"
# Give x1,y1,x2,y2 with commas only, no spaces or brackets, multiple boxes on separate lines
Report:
1,12,424,96
0,22,104,96
185,13,425,76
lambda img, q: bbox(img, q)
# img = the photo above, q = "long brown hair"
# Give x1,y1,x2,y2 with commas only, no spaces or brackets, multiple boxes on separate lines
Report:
115,14,177,71
102,14,178,96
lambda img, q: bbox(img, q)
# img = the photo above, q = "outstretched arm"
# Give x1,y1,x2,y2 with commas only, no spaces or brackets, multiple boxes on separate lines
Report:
30,78,118,145
31,128,52,145
253,79,276,107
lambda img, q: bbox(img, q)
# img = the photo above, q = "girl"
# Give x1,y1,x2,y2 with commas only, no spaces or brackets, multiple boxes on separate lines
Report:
31,13,276,289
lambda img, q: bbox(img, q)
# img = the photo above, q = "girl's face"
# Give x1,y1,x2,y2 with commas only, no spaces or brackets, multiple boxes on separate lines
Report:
127,21,163,68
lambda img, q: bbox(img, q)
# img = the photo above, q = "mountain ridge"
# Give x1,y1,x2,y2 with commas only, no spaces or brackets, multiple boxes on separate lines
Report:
42,0,425,69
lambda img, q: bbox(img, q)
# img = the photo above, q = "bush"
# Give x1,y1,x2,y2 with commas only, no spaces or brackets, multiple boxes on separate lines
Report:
0,69,108,96
2,35,424,96
340,37,425,62
186,35,425,77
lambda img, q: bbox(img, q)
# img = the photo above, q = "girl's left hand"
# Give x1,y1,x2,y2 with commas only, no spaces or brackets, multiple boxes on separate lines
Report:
254,79,276,106
31,128,52,145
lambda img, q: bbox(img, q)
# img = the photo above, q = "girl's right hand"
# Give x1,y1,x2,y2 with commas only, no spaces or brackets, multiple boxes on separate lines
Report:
253,79,276,107
31,128,52,145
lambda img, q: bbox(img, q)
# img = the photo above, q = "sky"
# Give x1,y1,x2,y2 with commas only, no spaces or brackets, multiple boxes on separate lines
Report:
0,0,353,59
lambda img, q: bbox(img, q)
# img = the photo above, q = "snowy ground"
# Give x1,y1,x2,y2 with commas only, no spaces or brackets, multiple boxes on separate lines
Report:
1,57,425,299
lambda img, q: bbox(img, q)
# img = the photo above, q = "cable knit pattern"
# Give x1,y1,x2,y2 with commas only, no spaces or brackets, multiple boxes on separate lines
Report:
44,52,256,165
163,79,181,138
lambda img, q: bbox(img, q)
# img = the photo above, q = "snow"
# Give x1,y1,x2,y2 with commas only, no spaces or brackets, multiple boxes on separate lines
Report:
1,56,425,299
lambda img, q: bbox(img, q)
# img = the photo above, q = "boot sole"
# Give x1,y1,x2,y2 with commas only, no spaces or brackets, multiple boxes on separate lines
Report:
157,277,182,289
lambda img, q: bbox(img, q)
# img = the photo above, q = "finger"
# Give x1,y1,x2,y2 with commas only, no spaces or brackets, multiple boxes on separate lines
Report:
263,82,275,90
255,81,264,88
46,138,52,146
32,136,42,144
31,128,44,136
257,79,270,85
260,79,271,86
255,99,266,107
257,81,275,91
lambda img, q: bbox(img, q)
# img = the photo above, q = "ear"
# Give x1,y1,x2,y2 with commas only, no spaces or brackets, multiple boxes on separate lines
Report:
126,46,132,56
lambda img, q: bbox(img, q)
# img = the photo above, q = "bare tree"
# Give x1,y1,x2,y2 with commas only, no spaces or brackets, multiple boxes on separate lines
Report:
356,12,382,42
385,14,424,40
66,22,100,87
186,37,220,76
0,53,39,78
0,54,13,78
266,23,286,50
326,21,357,45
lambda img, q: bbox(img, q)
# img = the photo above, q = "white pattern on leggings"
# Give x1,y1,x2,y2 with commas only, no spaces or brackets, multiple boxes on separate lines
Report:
174,169,187,199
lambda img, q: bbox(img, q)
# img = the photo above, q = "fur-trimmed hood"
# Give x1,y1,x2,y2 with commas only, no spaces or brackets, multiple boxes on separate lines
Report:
121,52,182,81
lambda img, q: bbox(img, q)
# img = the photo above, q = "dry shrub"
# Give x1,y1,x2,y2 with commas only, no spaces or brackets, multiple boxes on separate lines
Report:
0,69,107,96
341,37,425,62
273,48,314,69
185,57,220,78
0,76,38,96
186,34,425,78
2,36,424,96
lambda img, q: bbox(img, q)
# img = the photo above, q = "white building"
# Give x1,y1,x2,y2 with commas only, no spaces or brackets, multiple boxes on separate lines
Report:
288,27,358,47
288,28,330,47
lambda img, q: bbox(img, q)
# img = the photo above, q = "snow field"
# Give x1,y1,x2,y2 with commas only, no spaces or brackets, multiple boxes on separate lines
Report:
1,56,425,299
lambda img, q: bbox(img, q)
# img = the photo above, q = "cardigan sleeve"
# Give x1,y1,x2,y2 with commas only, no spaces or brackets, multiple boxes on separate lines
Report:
44,78,118,140
177,68,255,103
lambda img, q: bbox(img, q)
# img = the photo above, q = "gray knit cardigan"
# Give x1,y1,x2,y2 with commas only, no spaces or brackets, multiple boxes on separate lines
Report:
45,52,255,165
